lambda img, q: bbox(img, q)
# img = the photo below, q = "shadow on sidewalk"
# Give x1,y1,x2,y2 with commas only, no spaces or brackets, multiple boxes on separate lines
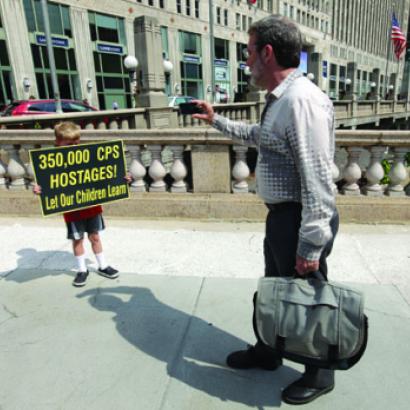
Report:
1,248,91,282
78,286,299,407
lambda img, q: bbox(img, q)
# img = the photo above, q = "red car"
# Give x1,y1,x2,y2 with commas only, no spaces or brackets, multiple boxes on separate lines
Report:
1,99,97,116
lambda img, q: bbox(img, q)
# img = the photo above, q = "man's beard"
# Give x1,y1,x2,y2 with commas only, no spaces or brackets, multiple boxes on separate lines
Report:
249,56,265,88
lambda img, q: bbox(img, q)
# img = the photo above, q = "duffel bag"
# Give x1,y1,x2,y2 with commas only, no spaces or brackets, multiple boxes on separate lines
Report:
255,274,368,370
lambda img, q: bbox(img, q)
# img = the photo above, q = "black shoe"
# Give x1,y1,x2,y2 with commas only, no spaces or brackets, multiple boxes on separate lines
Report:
98,266,119,279
73,270,89,287
282,377,335,405
226,344,282,370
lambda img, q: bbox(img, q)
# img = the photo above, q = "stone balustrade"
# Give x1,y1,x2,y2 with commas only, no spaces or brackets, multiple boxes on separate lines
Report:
0,129,408,198
2,99,410,131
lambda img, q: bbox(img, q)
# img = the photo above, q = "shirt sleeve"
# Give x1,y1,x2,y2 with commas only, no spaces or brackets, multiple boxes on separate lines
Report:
212,113,261,146
286,97,336,261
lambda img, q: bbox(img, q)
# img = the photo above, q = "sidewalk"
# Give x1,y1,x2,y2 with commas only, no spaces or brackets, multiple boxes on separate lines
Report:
1,217,409,410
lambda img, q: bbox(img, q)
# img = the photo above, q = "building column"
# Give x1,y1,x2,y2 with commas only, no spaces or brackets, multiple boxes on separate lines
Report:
134,16,168,108
70,7,97,105
0,0,37,99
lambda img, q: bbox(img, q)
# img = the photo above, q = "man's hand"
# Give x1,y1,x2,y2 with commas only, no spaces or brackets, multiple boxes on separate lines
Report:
192,100,215,124
295,255,319,276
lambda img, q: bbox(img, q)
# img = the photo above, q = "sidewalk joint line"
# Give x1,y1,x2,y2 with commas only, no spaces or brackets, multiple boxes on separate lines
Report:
157,277,206,410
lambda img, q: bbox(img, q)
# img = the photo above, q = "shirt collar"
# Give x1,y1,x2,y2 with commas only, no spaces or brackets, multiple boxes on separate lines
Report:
266,69,303,102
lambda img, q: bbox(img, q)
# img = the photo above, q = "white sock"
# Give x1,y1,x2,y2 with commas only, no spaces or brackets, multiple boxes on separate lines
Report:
95,252,108,270
76,254,87,272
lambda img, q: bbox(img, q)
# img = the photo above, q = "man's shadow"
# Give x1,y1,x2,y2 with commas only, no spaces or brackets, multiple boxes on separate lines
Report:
78,286,300,407
1,248,92,283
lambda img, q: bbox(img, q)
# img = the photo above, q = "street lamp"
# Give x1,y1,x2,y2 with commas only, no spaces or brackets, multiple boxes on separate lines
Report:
370,82,377,88
163,59,173,96
124,55,139,107
307,72,315,81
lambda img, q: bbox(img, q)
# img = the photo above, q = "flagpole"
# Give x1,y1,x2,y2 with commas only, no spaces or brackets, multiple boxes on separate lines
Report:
384,14,392,99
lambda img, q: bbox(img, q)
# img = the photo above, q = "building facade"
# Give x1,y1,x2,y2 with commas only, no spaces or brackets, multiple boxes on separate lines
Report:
0,0,409,109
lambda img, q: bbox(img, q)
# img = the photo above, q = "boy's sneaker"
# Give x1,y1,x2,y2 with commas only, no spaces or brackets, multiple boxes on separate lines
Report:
72,270,89,287
98,266,119,279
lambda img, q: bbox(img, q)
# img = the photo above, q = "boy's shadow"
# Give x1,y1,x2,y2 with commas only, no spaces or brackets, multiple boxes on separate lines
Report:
78,286,300,407
1,248,92,282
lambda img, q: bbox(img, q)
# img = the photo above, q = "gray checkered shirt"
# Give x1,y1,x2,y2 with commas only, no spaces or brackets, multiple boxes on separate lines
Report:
212,69,336,261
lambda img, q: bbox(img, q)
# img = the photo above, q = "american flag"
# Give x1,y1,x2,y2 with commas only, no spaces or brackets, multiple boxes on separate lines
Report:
391,13,407,59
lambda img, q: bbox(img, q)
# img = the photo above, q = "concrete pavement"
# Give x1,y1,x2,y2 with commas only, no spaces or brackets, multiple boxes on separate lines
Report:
1,217,410,410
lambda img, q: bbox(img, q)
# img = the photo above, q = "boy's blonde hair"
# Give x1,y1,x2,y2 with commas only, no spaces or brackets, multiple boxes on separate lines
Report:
54,121,81,141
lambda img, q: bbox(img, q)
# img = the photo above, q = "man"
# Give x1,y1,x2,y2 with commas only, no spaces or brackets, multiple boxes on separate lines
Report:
194,15,339,405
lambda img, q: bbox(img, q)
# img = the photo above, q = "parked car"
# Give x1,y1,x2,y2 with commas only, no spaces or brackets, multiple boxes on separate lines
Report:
168,95,195,107
1,99,97,117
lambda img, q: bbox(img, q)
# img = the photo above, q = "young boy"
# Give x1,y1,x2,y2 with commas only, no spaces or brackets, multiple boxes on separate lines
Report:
33,121,119,287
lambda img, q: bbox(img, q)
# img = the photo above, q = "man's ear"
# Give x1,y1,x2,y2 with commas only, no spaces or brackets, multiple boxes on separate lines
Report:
263,44,274,63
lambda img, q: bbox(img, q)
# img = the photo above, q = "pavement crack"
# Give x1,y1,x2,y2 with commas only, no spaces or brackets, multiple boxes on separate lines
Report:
2,304,18,318
365,307,410,320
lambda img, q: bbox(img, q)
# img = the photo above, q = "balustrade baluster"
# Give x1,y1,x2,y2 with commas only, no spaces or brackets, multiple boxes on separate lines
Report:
109,119,119,129
121,118,129,129
85,122,94,130
387,147,409,196
5,144,26,189
341,147,362,195
148,145,167,192
232,145,250,193
25,144,37,188
331,162,340,195
97,121,106,130
363,146,386,196
128,145,147,192
170,145,187,193
0,147,7,189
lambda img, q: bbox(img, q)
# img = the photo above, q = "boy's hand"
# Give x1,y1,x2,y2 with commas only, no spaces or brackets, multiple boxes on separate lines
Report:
192,100,215,124
124,173,132,184
33,184,42,195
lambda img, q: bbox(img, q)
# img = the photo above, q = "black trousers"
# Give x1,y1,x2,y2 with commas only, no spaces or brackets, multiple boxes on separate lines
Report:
252,201,339,388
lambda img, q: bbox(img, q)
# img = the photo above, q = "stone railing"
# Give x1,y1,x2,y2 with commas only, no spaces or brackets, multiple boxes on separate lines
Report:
2,99,410,131
0,129,408,197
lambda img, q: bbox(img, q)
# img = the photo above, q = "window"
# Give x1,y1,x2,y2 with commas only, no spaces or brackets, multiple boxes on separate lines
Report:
195,0,199,18
242,15,247,31
224,9,228,26
186,0,191,15
215,38,229,59
180,31,201,55
236,13,240,30
88,12,126,44
177,0,182,14
159,0,164,7
148,0,154,5
216,7,221,25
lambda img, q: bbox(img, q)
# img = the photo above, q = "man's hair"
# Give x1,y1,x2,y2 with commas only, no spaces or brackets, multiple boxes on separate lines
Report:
54,121,81,141
248,15,302,68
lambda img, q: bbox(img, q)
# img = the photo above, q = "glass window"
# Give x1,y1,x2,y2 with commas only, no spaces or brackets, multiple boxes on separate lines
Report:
0,41,10,66
96,14,119,43
23,0,36,32
186,0,191,15
49,3,63,35
54,47,68,70
224,10,228,26
216,7,221,25
101,54,123,73
195,0,199,18
177,0,182,14
215,38,229,59
103,76,124,89
180,31,200,55
161,26,169,58
62,6,71,37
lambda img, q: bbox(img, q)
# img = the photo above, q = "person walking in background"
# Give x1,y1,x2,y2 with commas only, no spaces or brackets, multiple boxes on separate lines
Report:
193,15,339,405
33,122,120,287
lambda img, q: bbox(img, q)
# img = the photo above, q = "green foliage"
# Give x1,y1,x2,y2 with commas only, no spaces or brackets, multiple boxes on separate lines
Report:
380,152,410,185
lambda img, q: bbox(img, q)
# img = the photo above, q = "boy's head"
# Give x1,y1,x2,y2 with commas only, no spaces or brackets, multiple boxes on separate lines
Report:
54,121,81,146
